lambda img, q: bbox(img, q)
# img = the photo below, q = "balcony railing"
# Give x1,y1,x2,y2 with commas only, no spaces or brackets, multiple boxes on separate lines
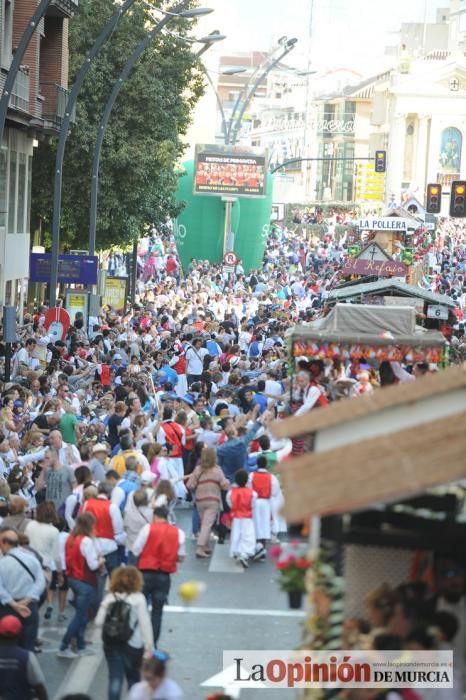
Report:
47,0,79,18
10,70,30,113
40,83,76,131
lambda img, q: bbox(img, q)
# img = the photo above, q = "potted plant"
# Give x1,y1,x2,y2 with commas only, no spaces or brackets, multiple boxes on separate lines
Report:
269,541,311,609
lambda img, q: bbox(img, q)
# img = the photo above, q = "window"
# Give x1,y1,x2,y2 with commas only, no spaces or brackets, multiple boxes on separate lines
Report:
8,149,16,233
17,153,26,233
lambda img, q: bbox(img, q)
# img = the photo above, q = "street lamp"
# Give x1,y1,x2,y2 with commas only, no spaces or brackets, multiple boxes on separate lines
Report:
49,1,211,307
203,68,246,144
227,38,298,145
88,10,217,259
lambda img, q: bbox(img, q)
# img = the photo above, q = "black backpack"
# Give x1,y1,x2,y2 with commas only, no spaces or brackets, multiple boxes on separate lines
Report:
102,595,134,646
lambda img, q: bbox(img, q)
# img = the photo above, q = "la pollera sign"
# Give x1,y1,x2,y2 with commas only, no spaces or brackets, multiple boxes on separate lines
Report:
342,258,408,277
358,218,412,232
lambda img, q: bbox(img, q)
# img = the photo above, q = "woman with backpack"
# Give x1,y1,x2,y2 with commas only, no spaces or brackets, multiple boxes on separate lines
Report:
95,565,153,700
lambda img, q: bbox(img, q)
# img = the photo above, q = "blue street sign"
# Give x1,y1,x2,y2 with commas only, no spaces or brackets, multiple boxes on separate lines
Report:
30,253,98,284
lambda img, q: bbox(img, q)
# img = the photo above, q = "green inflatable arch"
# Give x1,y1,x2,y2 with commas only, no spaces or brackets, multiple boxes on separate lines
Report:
175,160,273,273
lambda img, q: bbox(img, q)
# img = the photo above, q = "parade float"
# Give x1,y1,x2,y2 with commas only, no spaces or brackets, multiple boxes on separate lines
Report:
286,302,448,370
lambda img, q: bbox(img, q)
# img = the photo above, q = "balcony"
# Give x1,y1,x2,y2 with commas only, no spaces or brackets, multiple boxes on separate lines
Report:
47,0,79,18
10,70,30,114
40,83,76,132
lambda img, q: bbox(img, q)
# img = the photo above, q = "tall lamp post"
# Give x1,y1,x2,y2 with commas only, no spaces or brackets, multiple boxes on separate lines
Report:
228,37,298,145
201,38,297,256
48,0,140,307
48,1,209,307
88,7,215,258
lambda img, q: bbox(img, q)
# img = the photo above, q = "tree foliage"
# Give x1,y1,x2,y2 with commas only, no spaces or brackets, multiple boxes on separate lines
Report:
32,0,205,250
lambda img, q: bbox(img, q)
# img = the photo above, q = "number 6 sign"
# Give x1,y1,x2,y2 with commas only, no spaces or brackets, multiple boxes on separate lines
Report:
223,252,238,266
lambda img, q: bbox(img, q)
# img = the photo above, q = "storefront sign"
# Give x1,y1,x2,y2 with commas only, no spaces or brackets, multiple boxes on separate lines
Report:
358,218,412,232
342,258,408,277
102,277,127,315
65,290,88,328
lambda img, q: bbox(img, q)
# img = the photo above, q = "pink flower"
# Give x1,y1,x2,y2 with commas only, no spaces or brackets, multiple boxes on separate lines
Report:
268,545,282,560
290,539,301,546
286,555,297,564
276,561,288,570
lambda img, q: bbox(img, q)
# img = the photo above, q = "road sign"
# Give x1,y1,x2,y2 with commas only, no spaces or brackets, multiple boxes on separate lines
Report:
30,253,98,284
427,305,449,320
223,265,235,274
223,251,238,266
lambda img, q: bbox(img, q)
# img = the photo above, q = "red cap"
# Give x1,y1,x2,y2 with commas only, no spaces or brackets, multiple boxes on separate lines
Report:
0,615,22,637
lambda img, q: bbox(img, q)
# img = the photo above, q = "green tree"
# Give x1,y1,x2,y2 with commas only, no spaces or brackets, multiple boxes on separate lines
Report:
32,0,204,250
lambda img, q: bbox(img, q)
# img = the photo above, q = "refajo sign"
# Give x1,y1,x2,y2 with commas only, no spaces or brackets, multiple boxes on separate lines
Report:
342,258,408,277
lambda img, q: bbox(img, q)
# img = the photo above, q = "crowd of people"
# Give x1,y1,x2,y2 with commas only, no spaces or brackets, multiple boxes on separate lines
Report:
0,211,464,699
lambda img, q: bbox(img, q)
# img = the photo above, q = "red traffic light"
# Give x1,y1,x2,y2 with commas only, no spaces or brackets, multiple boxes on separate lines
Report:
450,180,466,218
426,183,442,214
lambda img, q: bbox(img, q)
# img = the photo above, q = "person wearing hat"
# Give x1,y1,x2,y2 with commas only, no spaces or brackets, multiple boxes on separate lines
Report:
87,443,109,482
0,615,48,700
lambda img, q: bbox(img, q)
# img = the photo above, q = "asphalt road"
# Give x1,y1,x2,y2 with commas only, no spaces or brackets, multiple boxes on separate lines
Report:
37,509,304,700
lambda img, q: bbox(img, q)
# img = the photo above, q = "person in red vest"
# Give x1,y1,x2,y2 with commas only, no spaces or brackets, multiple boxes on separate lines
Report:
249,456,281,561
157,407,186,499
133,505,185,646
81,481,126,581
58,512,103,659
169,337,187,397
226,469,257,569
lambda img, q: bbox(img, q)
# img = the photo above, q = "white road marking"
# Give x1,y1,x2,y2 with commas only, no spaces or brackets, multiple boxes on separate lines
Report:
208,543,244,574
165,605,305,617
52,624,103,700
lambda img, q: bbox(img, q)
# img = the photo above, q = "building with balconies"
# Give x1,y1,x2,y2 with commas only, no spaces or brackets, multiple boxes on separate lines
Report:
0,0,77,308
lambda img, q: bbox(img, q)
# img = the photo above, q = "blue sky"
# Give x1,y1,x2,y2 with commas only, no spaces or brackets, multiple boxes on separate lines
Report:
200,0,449,74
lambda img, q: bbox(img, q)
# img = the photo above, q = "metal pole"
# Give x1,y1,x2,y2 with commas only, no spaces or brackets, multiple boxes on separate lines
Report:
223,199,234,255
0,0,53,148
225,46,284,145
49,0,138,308
89,1,190,257
270,155,376,174
4,343,11,383
229,44,296,146
203,70,229,144
130,239,138,305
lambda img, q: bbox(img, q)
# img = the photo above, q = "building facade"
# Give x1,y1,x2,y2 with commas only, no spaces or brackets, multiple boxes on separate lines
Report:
0,0,77,309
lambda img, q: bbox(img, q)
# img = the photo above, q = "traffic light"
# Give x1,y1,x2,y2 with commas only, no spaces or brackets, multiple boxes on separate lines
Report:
450,180,466,218
426,183,442,213
375,150,386,173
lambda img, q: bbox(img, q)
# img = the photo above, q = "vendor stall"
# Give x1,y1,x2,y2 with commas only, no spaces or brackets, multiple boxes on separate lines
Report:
288,303,447,367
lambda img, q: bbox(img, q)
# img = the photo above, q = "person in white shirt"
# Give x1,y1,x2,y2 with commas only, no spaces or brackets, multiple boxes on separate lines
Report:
184,338,208,387
81,482,126,576
95,566,154,698
48,430,80,468
128,655,183,700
